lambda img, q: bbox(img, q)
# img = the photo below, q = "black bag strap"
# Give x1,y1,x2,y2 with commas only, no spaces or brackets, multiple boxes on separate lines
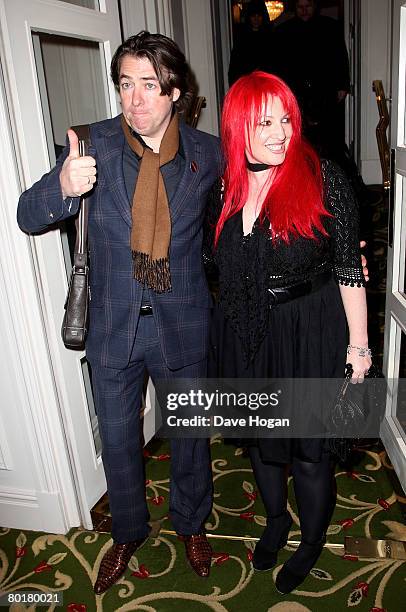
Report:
71,124,91,269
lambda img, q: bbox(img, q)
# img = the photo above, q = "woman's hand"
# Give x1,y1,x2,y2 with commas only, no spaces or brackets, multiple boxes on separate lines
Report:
346,345,372,383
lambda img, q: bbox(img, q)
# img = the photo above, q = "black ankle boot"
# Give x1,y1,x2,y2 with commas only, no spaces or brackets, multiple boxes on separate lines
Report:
252,511,293,572
275,538,325,594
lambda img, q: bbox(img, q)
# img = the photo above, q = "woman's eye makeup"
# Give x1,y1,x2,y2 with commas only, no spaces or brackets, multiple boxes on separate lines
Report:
257,115,291,127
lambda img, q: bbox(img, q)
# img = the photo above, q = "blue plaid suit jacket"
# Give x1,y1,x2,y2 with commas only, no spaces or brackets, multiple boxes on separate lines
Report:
17,115,222,369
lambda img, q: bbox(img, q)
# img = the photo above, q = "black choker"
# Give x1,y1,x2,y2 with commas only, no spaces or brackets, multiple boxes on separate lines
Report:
246,160,271,172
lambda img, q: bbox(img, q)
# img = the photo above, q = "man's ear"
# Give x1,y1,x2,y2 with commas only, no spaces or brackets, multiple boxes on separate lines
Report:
172,87,181,103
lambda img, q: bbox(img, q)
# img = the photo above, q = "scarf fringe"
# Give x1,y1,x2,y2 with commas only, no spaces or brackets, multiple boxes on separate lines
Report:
132,251,172,293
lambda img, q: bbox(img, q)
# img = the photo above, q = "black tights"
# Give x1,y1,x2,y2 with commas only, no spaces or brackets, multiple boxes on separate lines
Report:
249,446,336,543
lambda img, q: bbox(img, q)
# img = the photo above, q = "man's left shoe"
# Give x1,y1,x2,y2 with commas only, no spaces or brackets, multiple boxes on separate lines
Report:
94,538,147,594
275,539,325,595
178,533,212,577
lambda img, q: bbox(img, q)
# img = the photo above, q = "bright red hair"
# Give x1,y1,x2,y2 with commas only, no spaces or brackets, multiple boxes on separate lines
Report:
216,71,329,244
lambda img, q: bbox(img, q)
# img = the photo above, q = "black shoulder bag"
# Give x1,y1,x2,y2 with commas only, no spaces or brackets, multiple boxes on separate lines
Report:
61,124,91,350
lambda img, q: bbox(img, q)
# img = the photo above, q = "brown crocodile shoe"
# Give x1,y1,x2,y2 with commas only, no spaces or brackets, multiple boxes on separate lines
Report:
94,538,146,594
178,533,212,578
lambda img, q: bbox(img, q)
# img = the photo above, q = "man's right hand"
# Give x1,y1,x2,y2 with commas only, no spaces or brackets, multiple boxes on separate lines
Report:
60,129,97,199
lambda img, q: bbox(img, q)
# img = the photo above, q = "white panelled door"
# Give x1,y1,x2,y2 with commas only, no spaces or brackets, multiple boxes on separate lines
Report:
1,0,122,529
381,1,406,492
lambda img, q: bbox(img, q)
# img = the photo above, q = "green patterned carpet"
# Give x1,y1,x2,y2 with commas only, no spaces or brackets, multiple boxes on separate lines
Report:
1,438,405,611
2,186,405,611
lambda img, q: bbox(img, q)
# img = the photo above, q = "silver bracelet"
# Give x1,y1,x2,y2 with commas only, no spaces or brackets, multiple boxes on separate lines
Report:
347,344,372,357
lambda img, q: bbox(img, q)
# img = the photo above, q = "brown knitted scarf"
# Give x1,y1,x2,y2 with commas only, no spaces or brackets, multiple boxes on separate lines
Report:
121,112,179,293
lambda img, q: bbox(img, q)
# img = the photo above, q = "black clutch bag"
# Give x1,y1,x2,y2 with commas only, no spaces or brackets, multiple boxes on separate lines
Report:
327,363,384,462
61,124,91,350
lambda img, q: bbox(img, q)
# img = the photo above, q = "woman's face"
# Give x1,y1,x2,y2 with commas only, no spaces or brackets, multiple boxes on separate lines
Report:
245,96,293,167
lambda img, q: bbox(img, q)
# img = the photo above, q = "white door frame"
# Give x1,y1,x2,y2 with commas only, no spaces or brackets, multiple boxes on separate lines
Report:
0,0,122,530
0,44,81,534
381,0,406,493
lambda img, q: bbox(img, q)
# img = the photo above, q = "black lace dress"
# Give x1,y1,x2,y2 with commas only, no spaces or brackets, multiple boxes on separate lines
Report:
204,160,365,463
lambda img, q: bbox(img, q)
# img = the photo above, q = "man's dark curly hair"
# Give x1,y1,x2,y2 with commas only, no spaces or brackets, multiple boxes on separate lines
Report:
110,31,194,113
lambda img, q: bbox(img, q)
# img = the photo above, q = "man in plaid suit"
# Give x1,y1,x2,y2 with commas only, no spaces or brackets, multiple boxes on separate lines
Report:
17,31,221,594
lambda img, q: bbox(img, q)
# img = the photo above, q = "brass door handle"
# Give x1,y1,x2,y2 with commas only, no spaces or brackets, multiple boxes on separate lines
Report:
372,80,390,191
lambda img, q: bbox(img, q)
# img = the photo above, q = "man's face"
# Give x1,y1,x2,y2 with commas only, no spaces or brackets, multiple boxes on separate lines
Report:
119,54,180,151
296,0,316,22
249,13,263,31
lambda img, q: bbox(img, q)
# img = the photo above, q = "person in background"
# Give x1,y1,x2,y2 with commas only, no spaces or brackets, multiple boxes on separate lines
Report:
228,0,276,86
274,0,377,206
274,0,349,159
204,71,371,594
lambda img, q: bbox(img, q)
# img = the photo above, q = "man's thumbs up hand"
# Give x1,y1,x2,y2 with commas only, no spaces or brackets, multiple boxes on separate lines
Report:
60,128,96,199
67,128,80,160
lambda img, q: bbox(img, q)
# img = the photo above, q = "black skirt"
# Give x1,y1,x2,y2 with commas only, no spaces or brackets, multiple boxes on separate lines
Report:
208,278,348,463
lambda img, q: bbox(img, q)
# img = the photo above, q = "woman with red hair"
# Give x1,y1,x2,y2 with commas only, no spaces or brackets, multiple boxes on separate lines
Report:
204,71,371,594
